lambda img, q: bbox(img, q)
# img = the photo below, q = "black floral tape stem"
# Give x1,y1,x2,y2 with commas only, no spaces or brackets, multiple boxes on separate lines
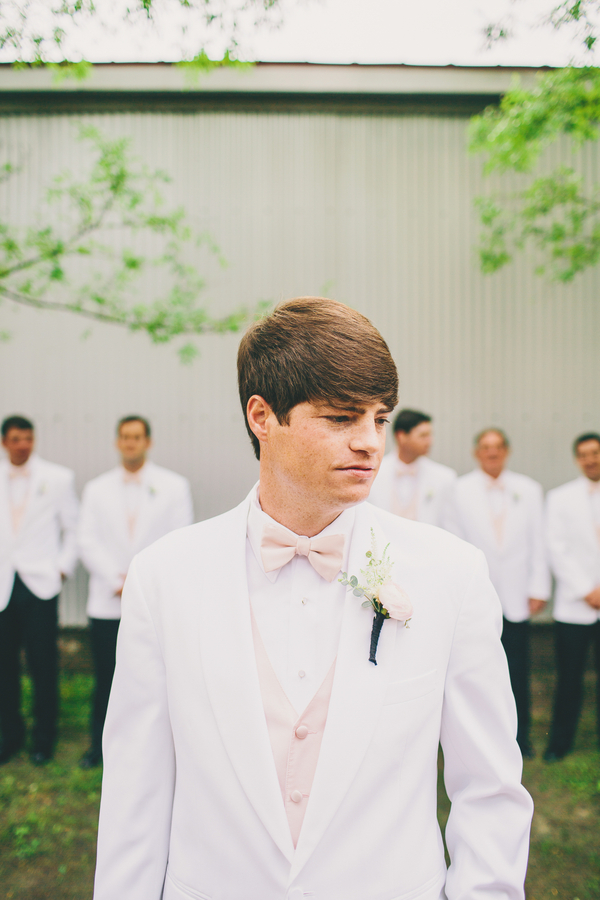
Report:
369,609,388,665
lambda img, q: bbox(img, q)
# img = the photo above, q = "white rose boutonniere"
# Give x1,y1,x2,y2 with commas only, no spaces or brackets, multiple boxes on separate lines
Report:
339,529,413,665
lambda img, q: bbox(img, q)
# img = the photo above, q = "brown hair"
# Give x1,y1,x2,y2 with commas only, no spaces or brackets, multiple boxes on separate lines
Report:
237,296,399,458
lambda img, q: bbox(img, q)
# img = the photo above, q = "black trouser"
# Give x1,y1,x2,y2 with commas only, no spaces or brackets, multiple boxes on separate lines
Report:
547,620,600,756
501,618,531,750
0,574,59,755
88,617,120,756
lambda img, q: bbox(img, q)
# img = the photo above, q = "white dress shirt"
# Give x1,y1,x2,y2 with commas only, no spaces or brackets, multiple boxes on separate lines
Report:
587,479,600,542
246,487,354,714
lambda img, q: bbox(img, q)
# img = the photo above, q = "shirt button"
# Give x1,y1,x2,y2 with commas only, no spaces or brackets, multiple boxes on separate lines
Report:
290,789,303,803
295,725,309,740
301,597,308,605
298,669,306,678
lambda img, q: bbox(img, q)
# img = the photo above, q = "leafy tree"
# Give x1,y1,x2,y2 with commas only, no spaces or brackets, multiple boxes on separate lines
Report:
471,2,600,280
0,126,264,360
0,0,284,75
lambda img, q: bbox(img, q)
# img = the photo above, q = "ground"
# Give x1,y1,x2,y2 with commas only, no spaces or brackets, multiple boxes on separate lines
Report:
0,626,599,899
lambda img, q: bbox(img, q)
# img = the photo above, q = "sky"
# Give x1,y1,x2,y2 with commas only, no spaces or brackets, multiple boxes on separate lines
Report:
4,0,600,67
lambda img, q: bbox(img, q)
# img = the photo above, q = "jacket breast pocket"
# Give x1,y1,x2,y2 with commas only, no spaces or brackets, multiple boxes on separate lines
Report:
383,669,438,705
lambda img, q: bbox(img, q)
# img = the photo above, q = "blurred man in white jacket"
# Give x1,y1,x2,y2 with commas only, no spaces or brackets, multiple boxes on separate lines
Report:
369,408,456,526
544,432,600,761
0,415,79,765
78,416,193,768
444,428,550,758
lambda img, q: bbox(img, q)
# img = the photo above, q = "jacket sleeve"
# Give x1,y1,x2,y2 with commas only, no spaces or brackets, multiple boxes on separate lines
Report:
169,478,194,531
440,486,466,539
57,470,79,577
441,551,533,900
527,482,552,600
78,485,124,594
94,558,175,900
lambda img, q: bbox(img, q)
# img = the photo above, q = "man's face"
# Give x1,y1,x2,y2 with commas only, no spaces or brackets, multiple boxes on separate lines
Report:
395,422,432,459
116,420,151,466
575,439,600,482
474,431,509,479
262,400,391,512
2,428,34,466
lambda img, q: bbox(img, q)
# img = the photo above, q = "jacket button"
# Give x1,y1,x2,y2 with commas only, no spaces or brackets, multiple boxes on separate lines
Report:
295,725,309,740
290,789,303,803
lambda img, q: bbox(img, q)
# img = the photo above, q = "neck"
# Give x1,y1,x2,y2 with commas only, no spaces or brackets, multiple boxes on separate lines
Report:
586,473,600,483
482,467,503,480
258,475,344,537
398,447,420,465
122,458,146,473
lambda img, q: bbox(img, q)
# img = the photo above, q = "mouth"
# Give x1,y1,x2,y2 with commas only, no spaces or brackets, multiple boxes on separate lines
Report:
338,466,375,479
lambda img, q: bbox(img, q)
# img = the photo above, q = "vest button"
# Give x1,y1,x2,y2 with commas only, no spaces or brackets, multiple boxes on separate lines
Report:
290,789,303,803
295,725,309,740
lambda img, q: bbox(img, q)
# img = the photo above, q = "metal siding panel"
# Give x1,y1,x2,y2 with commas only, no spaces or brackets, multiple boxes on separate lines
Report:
1,108,599,624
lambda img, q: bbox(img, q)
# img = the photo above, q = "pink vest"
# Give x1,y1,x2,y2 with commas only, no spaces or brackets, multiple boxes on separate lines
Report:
251,611,335,847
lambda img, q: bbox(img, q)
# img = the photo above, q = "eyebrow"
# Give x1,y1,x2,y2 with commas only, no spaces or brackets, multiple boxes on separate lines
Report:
320,404,393,415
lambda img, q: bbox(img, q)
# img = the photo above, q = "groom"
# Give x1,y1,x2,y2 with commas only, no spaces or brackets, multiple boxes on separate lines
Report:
94,297,532,900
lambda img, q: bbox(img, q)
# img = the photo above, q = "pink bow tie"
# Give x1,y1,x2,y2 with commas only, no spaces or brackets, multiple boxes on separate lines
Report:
260,522,345,582
396,462,418,477
123,470,142,485
9,466,30,479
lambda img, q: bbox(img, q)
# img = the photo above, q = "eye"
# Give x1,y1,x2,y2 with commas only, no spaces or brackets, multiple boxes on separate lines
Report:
376,418,390,426
326,415,351,423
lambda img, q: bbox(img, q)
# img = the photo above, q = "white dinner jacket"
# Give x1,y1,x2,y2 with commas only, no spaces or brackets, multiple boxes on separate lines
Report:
94,493,532,900
546,477,600,624
369,453,457,526
0,454,78,610
78,461,194,619
443,469,550,622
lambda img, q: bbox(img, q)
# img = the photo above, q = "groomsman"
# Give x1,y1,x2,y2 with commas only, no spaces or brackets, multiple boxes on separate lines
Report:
544,433,600,761
369,408,457,525
0,415,79,765
77,416,193,768
444,428,550,758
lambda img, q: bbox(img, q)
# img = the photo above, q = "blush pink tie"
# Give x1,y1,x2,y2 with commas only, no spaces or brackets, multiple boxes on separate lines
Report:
260,523,345,582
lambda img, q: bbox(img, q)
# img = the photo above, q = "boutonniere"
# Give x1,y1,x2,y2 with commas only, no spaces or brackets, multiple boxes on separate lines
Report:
148,486,157,496
512,493,520,503
425,490,434,503
339,529,413,666
37,483,47,496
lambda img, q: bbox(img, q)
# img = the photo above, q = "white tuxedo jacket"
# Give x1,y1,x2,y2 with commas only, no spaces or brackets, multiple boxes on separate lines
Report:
443,469,550,622
546,477,600,624
94,496,532,900
0,454,78,610
369,453,457,526
78,461,194,619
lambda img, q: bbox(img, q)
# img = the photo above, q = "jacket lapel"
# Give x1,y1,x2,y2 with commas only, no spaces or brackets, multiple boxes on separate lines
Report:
290,506,399,881
132,463,157,550
196,498,295,864
575,477,599,553
17,456,45,534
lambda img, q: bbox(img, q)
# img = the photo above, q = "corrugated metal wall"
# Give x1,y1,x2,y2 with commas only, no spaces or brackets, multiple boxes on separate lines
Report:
1,107,599,624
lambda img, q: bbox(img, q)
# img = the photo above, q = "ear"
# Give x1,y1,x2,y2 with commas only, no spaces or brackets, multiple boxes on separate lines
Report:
246,396,273,446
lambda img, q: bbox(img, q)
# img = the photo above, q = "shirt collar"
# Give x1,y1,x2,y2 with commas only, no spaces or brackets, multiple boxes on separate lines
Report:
246,482,355,583
121,462,146,484
480,470,506,490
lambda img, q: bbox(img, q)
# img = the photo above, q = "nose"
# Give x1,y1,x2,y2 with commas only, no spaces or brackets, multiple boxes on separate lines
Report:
349,418,382,456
